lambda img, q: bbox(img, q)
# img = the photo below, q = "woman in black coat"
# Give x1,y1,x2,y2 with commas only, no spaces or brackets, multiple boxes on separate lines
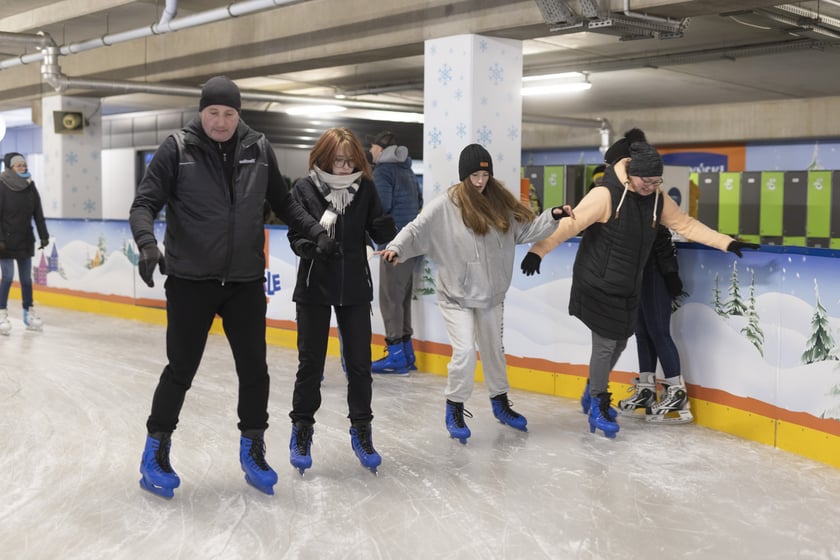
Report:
286,127,396,475
0,153,49,334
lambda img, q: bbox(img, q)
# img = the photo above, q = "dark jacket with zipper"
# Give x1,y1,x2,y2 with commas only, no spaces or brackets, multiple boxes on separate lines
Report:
129,117,325,283
0,173,49,260
569,166,662,340
288,175,396,306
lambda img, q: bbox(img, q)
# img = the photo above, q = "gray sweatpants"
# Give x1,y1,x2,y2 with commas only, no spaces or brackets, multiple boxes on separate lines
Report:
378,256,417,344
588,331,628,396
437,300,508,402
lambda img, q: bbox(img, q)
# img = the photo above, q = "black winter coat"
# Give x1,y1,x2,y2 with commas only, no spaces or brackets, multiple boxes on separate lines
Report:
0,174,49,260
289,176,396,306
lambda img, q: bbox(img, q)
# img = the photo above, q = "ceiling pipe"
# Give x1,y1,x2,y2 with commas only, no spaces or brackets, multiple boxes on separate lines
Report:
0,0,305,70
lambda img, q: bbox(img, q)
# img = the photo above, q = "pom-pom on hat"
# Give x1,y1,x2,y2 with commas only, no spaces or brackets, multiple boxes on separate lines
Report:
627,142,664,178
369,131,397,148
199,76,241,112
458,143,493,181
603,128,647,165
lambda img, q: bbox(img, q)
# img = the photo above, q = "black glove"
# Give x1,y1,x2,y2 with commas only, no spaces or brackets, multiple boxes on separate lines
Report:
138,243,166,288
663,272,683,299
39,239,49,250
315,232,343,260
520,252,542,276
727,240,760,258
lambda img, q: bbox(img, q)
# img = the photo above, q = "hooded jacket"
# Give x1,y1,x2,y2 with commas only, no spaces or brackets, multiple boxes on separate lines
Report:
0,169,49,259
129,117,325,283
372,145,422,237
528,159,733,339
387,187,559,309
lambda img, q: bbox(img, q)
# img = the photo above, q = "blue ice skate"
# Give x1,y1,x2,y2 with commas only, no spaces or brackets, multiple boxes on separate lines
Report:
589,392,620,439
240,431,278,495
350,423,382,474
139,433,180,499
581,380,591,414
490,393,528,432
289,423,314,476
445,400,472,444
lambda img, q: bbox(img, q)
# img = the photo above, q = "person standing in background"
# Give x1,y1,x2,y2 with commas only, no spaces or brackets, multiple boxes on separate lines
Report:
129,76,338,498
0,153,49,334
368,131,422,375
286,127,396,475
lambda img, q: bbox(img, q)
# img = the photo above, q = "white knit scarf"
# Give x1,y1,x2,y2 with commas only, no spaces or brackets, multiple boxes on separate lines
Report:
310,166,361,237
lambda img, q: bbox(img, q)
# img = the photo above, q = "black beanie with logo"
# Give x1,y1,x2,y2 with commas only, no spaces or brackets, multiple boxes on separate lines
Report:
458,144,493,181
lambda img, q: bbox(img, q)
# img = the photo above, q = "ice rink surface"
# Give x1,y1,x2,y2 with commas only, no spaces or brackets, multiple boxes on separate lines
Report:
1,306,839,560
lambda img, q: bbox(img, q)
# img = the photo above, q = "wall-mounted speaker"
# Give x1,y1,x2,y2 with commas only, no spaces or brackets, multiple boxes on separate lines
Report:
53,111,85,134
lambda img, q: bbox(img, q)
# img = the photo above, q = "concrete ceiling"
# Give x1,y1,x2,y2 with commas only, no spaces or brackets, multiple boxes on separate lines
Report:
1,0,839,148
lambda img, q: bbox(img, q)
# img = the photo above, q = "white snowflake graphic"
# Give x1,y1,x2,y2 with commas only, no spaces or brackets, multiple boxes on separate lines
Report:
428,127,443,148
438,64,453,86
83,199,97,214
476,126,492,145
479,39,488,52
454,89,463,100
456,123,467,139
507,126,520,141
65,152,79,165
489,63,504,85
481,97,488,105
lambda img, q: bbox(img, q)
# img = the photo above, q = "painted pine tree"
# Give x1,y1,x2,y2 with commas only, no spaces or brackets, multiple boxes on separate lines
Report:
724,261,747,316
740,271,764,356
98,232,108,264
801,279,838,364
712,272,727,316
413,257,436,299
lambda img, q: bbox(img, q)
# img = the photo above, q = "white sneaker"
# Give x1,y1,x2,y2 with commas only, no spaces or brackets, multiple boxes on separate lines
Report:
0,309,10,336
23,307,43,331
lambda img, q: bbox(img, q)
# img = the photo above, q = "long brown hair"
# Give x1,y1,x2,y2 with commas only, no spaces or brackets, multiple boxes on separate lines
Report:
308,127,372,180
449,176,535,235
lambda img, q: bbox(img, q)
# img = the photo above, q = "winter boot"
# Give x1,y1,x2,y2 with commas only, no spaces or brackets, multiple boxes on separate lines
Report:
289,423,314,475
139,432,180,499
490,393,528,432
618,372,657,417
23,307,43,331
588,392,620,439
580,380,591,414
371,342,409,375
0,309,11,336
240,430,278,495
646,376,694,424
445,399,472,444
349,422,382,474
402,336,418,371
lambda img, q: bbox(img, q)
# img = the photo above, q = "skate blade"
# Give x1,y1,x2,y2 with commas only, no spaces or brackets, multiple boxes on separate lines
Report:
244,474,275,495
617,407,649,419
645,410,694,424
139,477,175,499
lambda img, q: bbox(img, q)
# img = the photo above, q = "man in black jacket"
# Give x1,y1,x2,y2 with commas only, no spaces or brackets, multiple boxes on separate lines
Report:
129,76,339,498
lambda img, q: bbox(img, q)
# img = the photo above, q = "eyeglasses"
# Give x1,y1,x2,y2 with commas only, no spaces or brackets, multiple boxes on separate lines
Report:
639,177,664,186
334,158,355,169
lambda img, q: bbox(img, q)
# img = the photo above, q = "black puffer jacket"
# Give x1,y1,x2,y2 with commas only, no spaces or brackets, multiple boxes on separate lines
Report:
289,175,396,306
569,166,662,340
0,171,48,259
130,118,325,282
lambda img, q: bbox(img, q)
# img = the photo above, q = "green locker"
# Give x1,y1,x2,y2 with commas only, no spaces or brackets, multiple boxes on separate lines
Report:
697,173,719,230
806,171,831,248
543,166,565,209
565,165,586,207
832,171,840,249
718,172,740,237
739,171,761,243
783,171,807,246
760,171,784,245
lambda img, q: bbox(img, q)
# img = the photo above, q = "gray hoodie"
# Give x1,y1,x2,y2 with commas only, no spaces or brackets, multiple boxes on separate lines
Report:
387,188,558,308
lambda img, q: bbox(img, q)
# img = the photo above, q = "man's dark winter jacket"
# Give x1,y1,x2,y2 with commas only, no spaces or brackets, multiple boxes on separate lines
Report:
288,176,396,306
129,117,325,283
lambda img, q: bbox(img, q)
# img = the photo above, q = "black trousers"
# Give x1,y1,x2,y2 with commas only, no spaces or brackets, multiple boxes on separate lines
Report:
146,277,269,434
290,302,373,426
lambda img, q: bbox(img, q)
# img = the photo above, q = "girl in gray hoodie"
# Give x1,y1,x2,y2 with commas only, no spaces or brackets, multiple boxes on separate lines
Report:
381,144,568,444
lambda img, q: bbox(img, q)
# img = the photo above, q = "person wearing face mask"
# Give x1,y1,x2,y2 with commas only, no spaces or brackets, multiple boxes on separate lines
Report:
519,139,759,439
129,76,338,499
380,144,569,445
286,127,396,475
0,153,49,335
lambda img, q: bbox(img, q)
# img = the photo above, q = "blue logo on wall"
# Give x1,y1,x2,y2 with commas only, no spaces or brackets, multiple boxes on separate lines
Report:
265,270,281,295
662,152,728,172
667,187,682,207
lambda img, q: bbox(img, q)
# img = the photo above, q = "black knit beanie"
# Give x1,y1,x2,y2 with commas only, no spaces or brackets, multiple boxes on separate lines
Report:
458,144,493,181
604,128,647,165
199,76,241,112
627,142,664,177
